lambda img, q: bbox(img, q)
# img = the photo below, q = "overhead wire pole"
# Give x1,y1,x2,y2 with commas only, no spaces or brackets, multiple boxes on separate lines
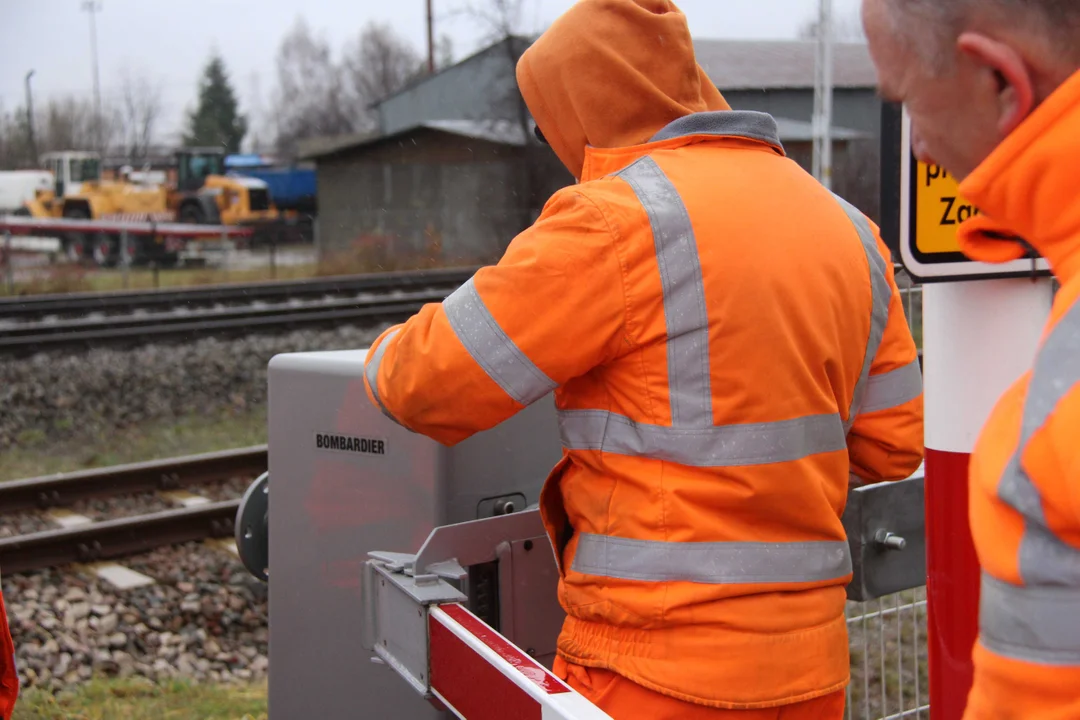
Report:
24,70,37,162
812,0,834,190
81,0,103,151
425,0,434,73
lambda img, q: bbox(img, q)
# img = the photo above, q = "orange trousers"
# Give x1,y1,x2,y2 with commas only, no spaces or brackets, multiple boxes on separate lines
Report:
555,659,846,720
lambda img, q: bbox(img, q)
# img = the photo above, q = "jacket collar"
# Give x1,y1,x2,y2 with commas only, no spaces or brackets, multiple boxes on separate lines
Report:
958,69,1080,284
580,111,786,181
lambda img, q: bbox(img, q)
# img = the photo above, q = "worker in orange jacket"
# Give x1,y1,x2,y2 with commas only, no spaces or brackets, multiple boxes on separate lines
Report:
861,0,1080,718
0,579,17,719
365,1,924,716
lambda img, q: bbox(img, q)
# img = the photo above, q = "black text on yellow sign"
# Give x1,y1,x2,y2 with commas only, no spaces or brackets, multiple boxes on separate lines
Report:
913,161,981,256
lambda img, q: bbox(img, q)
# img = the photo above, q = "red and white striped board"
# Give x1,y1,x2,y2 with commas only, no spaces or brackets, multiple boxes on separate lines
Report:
922,278,1053,719
429,604,612,720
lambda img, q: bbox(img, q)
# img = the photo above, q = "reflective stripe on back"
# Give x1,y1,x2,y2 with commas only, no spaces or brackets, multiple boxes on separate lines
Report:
571,533,852,584
443,277,558,406
861,359,923,414
365,329,403,425
833,194,892,433
558,409,846,467
617,157,712,427
980,572,1080,665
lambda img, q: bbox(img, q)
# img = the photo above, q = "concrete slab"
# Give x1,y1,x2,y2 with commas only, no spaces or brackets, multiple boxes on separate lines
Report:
46,509,93,528
160,490,211,508
90,563,156,589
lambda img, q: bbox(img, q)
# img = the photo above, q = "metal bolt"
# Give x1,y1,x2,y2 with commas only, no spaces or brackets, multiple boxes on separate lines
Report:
874,530,907,551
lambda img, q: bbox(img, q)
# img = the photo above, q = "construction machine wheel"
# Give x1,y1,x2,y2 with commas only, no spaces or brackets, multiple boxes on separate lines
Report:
179,203,206,224
61,206,92,264
91,234,118,268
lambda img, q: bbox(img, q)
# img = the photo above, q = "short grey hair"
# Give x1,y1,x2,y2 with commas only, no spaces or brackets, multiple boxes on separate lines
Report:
888,0,1080,69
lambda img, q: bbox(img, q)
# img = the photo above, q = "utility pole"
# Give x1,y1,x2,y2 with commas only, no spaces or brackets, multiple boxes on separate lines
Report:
25,70,38,163
812,0,834,190
82,0,103,150
427,0,435,74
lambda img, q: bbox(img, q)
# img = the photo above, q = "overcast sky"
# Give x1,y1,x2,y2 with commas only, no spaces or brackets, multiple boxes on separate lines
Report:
1,0,863,143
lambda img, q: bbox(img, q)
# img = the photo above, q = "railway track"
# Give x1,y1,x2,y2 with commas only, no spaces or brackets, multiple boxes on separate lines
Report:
0,267,476,356
0,447,266,574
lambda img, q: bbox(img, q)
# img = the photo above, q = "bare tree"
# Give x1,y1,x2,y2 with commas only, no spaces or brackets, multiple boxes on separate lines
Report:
271,17,356,157
39,96,119,155
797,10,867,42
341,22,424,116
118,71,163,160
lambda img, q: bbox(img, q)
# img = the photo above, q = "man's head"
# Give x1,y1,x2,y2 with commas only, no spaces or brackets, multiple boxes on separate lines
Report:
862,0,1080,179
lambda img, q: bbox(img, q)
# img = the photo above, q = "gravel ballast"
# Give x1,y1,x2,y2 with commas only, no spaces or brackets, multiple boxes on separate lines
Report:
3,542,268,691
0,324,389,450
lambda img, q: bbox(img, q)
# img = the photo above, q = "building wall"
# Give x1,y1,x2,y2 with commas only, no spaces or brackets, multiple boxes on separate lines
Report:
315,130,570,262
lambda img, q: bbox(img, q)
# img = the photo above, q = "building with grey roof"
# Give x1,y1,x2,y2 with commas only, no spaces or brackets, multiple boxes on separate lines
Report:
306,36,883,259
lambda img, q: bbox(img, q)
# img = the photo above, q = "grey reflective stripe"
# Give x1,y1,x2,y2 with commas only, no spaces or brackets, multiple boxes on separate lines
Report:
571,533,852,584
861,359,923,414
834,195,891,432
997,299,1080,587
365,329,404,426
558,409,845,467
443,277,557,406
618,157,712,426
980,572,1080,665
649,111,782,150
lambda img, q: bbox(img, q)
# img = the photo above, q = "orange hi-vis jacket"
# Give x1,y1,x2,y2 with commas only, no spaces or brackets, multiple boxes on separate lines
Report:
958,69,1080,720
364,0,924,709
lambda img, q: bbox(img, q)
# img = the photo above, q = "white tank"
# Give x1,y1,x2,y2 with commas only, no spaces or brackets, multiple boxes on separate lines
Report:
0,171,52,213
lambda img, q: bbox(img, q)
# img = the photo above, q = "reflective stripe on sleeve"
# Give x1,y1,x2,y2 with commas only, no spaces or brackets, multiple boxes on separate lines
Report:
833,195,891,432
558,410,846,467
443,277,558,406
571,533,852,584
618,157,712,427
979,572,1080,665
860,358,923,414
996,300,1080,586
365,329,404,426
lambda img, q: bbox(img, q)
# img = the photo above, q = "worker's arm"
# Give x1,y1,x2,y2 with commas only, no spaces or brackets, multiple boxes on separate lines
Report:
847,233,925,485
363,188,627,446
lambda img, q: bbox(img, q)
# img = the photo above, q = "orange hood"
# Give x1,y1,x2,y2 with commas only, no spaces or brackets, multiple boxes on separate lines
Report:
516,0,730,180
957,69,1080,284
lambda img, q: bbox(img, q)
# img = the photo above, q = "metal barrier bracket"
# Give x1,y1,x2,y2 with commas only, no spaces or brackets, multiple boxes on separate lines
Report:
361,553,468,699
843,473,926,601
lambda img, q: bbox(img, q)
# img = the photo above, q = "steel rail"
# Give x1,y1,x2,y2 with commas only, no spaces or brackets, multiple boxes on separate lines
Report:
0,267,478,321
1,289,452,338
0,293,441,356
0,446,266,514
0,500,240,574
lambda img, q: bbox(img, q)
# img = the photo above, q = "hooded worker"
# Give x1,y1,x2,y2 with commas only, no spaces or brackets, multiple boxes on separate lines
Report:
364,1,924,716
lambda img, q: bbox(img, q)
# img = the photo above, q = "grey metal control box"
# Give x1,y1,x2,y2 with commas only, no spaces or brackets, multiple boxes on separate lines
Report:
267,349,562,719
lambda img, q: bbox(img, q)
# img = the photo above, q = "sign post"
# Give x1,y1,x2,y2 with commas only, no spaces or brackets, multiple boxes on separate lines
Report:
889,105,1054,719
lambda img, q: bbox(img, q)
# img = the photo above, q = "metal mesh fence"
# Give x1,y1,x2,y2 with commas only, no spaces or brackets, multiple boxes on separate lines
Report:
846,590,930,720
847,281,928,720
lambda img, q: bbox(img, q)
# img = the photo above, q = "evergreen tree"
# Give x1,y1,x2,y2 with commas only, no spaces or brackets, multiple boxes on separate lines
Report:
184,54,247,152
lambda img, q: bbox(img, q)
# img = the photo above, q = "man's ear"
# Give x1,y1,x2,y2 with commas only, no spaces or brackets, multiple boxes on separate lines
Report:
957,32,1035,137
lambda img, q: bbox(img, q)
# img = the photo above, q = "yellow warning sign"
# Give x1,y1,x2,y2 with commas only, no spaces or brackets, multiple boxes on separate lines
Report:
913,160,980,255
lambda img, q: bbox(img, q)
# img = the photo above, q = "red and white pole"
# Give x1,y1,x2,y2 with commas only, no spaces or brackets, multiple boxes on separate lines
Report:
923,277,1053,718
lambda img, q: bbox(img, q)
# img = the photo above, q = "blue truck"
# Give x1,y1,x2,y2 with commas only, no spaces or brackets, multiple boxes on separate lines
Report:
225,154,317,215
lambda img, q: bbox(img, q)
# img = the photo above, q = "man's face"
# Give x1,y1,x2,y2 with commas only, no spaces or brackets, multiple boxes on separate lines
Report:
861,0,1008,180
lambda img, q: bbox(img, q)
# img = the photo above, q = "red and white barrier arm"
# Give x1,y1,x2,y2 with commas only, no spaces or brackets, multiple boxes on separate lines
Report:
0,215,254,239
429,604,611,720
